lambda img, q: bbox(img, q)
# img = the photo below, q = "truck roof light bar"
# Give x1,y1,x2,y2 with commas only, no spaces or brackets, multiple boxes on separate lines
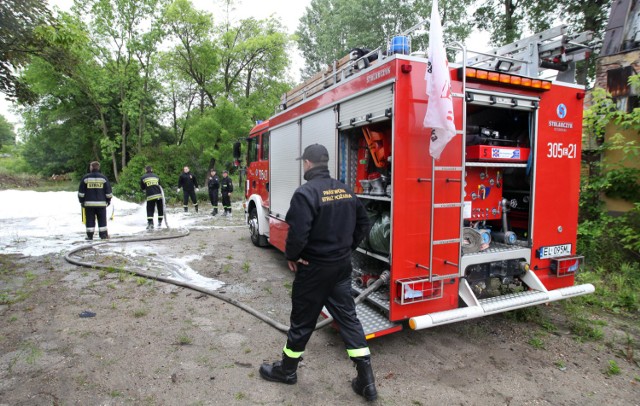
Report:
459,68,552,91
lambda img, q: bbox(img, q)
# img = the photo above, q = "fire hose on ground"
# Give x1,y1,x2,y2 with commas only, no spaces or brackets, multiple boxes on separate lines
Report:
64,229,388,334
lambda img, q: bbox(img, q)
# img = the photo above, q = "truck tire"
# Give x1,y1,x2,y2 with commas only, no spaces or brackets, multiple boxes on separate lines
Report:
249,207,269,247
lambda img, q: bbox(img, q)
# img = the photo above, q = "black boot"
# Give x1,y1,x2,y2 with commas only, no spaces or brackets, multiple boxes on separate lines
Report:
158,219,163,227
259,354,300,384
99,231,109,240
351,357,377,401
146,221,154,230
195,204,198,213
213,208,218,216
184,206,188,212
85,232,93,241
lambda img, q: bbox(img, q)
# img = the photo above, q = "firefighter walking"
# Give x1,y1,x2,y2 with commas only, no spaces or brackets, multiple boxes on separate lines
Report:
220,170,233,216
78,161,112,240
140,166,163,229
259,144,377,401
177,166,199,212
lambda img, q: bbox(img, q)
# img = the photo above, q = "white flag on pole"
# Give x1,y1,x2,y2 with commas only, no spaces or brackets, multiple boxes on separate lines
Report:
423,0,456,160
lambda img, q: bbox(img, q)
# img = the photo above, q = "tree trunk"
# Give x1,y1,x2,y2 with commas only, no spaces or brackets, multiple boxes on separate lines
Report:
99,111,119,182
121,111,127,170
245,68,252,99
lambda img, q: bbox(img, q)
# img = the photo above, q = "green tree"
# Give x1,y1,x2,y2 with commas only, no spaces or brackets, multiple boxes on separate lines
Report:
473,0,610,85
218,17,290,100
560,0,611,85
75,0,168,177
473,0,557,46
26,13,121,178
163,0,220,111
0,114,16,148
0,0,52,103
579,77,640,264
296,0,474,77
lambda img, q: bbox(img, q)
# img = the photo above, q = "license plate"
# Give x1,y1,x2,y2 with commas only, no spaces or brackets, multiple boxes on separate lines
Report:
538,244,572,259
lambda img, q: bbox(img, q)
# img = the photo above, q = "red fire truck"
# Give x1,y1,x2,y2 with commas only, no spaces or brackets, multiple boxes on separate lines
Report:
242,25,595,338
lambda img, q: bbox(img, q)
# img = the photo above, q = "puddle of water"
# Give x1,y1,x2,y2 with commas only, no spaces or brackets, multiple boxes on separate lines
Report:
0,190,246,292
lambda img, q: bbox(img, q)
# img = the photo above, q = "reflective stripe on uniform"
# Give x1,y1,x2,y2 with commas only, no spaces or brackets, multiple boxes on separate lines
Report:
83,201,108,207
346,347,370,358
283,345,304,359
147,194,162,201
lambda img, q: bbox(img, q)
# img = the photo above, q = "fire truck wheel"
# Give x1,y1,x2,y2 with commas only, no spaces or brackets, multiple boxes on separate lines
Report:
249,207,269,247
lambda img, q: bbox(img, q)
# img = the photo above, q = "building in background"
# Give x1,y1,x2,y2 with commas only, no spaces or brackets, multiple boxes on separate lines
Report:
594,0,640,213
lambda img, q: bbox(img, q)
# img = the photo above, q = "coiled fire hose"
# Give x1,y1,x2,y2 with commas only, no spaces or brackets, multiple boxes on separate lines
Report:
64,229,388,334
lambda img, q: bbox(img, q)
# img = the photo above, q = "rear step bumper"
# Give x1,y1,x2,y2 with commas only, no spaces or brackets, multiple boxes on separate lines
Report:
409,277,595,330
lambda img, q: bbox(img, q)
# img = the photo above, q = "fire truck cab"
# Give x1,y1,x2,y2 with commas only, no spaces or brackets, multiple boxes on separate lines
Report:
243,25,594,338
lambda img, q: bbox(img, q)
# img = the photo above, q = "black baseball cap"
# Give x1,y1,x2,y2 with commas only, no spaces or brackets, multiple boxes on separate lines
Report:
296,144,329,163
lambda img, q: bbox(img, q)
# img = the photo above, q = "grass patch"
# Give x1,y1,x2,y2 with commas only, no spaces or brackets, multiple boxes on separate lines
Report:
177,334,193,345
242,261,250,273
133,308,148,318
528,336,545,350
554,360,566,370
571,320,604,342
574,262,640,315
604,360,621,376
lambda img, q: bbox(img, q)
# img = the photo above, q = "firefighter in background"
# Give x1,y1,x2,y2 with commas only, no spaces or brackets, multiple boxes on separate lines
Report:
207,169,220,216
78,161,112,240
177,166,199,212
140,165,163,229
220,170,233,216
259,144,377,401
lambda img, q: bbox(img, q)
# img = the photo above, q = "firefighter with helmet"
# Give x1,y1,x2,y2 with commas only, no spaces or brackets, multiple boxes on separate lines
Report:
259,144,377,401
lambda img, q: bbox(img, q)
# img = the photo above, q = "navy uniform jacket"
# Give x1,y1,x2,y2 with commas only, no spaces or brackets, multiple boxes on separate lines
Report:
78,170,113,208
208,175,220,191
178,172,198,191
285,166,370,265
140,173,162,201
220,176,233,195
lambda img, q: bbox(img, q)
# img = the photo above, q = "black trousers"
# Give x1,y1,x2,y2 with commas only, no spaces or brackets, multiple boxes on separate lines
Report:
182,189,197,207
208,189,219,206
222,192,231,211
286,259,367,353
146,199,164,221
85,206,107,233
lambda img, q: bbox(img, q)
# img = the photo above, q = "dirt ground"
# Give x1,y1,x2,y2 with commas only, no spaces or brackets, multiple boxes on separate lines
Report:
1,210,639,405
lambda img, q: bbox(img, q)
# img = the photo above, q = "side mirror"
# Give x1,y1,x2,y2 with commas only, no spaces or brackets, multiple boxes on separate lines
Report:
233,142,241,160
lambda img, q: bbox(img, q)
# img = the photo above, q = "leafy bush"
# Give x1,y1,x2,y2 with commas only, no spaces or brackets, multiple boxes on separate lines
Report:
577,80,640,317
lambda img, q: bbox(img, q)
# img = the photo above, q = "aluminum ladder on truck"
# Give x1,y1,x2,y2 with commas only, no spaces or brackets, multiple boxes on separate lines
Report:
421,41,467,286
466,25,593,83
